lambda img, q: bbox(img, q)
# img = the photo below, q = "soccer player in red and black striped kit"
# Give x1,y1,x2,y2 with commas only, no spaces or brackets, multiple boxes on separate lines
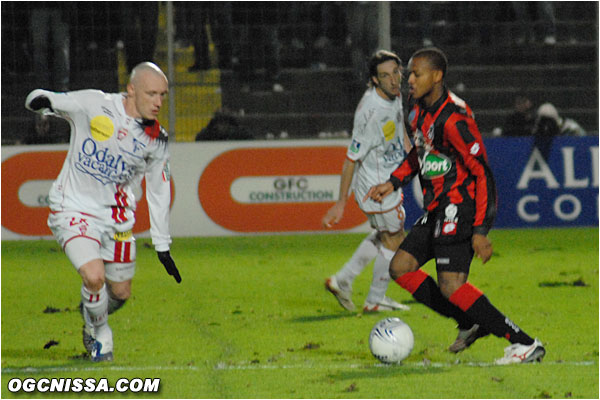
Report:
365,47,545,364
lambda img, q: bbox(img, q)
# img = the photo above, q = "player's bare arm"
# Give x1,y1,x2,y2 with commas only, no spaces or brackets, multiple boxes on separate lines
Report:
363,181,394,203
322,159,355,228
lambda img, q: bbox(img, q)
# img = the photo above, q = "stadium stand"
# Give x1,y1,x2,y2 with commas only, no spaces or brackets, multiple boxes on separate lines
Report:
1,2,597,144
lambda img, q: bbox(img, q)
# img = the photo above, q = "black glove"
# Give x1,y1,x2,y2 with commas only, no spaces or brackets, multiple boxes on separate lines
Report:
29,95,53,112
157,251,181,283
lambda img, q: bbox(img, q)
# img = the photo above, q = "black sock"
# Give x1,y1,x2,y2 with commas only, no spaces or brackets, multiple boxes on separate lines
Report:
396,270,475,330
449,283,534,345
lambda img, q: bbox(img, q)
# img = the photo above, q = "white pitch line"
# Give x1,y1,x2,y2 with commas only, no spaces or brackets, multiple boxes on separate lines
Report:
2,360,595,375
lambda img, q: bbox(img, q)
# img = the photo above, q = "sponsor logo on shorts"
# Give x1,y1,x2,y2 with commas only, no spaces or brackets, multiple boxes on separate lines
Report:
436,257,450,264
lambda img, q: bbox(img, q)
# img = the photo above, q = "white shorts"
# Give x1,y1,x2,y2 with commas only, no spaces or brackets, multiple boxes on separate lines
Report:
48,211,136,282
365,204,406,234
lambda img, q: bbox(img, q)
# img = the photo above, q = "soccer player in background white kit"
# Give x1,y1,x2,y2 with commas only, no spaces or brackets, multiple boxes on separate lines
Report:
322,50,412,312
25,62,181,362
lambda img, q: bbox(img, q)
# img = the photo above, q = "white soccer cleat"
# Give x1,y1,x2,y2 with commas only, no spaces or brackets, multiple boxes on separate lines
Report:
363,296,410,312
91,325,114,362
325,276,355,311
495,338,546,365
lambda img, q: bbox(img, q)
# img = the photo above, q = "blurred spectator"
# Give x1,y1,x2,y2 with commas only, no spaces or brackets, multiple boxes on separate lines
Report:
454,2,500,45
535,102,586,136
233,2,284,92
418,4,434,46
346,2,379,83
291,2,346,70
2,3,31,77
532,102,585,160
29,2,71,91
502,95,535,136
187,2,236,71
29,3,72,140
23,114,70,144
120,2,158,73
511,2,557,45
195,111,253,141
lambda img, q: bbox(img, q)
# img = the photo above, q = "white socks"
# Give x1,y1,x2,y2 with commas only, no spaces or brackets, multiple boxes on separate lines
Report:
335,231,380,289
81,284,112,352
365,246,396,305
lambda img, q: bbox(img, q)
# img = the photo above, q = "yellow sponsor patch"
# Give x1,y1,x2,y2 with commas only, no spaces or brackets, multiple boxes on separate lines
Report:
113,230,133,241
90,115,114,142
382,120,396,141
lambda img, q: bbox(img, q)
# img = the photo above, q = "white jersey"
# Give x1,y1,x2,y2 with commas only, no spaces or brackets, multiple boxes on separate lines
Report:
25,89,172,251
346,87,407,213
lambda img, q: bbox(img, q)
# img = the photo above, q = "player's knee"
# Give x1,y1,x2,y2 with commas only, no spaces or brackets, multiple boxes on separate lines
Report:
108,281,131,301
389,250,418,281
79,264,105,292
82,273,105,293
439,279,464,300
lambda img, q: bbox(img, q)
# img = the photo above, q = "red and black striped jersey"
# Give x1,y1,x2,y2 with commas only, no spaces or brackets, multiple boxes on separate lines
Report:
390,89,497,236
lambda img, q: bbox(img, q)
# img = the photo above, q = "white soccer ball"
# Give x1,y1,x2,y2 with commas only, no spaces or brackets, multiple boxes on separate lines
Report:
369,317,414,364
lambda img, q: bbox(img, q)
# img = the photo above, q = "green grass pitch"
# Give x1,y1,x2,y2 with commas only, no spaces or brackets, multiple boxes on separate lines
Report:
1,227,598,398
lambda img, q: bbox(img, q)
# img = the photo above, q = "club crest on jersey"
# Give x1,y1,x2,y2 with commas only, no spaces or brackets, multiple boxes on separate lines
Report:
117,128,128,140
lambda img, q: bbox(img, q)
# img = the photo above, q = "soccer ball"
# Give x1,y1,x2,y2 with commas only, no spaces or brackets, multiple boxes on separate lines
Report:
369,317,414,364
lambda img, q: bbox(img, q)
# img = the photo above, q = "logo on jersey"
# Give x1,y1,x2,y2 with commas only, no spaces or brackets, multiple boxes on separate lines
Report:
382,120,396,142
421,152,451,179
470,142,481,156
90,115,115,142
75,138,136,185
350,139,361,154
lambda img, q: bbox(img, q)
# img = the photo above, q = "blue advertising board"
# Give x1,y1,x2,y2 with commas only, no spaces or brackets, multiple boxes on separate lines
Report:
401,136,598,229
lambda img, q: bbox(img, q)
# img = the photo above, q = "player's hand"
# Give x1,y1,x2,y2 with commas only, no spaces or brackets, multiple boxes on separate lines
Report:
472,234,493,264
157,251,182,283
322,202,345,228
363,181,394,203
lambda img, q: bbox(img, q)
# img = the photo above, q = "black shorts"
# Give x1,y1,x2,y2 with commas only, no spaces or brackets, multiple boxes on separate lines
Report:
399,203,475,274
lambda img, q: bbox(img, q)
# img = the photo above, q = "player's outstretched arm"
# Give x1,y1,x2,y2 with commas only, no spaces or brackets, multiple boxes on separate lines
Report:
157,251,182,283
363,181,394,203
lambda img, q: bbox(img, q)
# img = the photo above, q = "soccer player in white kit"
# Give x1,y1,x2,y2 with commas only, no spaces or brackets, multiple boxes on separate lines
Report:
322,50,412,312
25,62,181,362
